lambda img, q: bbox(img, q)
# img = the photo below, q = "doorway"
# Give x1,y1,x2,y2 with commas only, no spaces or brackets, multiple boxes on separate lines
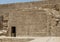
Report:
11,26,16,37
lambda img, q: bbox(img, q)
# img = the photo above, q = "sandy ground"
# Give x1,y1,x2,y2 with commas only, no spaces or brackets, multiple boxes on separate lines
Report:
29,37,60,42
0,37,60,42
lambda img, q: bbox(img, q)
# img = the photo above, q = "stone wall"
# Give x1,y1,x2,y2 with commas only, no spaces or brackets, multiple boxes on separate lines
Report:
8,8,49,37
0,1,60,37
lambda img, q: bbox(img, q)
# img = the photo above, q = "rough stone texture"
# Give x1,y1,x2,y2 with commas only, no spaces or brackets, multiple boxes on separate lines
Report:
8,9,49,37
0,0,60,37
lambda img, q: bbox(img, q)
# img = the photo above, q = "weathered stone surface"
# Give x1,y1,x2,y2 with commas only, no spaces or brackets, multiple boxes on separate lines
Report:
0,0,60,37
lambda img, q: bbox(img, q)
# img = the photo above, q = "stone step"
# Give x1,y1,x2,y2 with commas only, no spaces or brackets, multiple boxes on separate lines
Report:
0,38,33,42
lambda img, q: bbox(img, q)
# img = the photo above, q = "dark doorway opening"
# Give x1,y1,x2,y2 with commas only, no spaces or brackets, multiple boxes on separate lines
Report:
11,26,16,37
